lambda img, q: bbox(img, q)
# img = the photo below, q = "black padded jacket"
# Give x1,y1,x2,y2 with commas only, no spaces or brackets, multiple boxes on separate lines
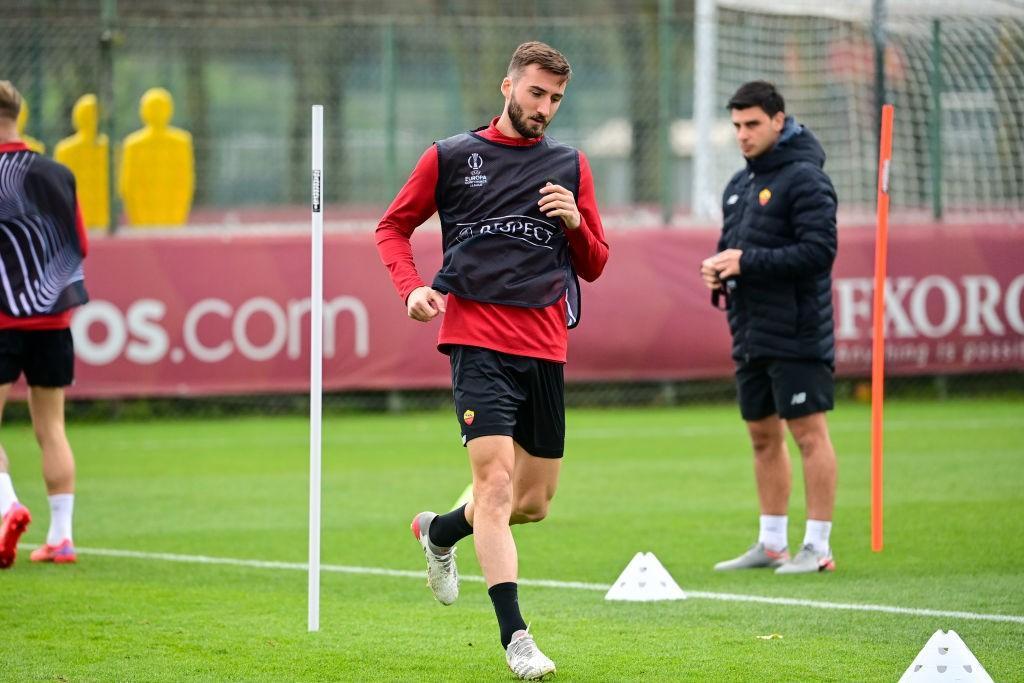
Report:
717,117,837,365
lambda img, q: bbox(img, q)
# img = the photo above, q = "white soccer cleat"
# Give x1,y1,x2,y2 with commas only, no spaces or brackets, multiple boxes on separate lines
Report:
774,543,835,575
410,511,459,605
714,542,789,571
505,629,556,680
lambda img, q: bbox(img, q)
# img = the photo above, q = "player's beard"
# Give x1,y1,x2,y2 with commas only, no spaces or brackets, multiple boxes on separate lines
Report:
508,93,548,139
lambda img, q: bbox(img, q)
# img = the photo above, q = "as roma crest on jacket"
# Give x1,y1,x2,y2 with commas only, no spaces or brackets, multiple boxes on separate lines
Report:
758,188,772,206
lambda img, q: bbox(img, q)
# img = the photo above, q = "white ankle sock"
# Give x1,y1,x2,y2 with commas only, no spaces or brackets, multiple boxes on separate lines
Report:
803,519,832,555
46,494,74,545
758,514,788,552
0,473,18,518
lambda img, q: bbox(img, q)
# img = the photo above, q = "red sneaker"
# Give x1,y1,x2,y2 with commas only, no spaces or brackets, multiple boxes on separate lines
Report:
0,502,32,569
29,538,77,564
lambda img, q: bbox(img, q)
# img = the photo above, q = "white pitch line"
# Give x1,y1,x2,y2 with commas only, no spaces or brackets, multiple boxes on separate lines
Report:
683,591,1024,624
25,544,1024,625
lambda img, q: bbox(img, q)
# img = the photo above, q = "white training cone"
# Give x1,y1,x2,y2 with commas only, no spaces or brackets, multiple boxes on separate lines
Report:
605,552,686,601
898,630,993,682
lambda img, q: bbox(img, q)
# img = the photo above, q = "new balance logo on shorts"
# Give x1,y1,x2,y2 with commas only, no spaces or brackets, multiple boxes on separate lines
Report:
791,392,807,406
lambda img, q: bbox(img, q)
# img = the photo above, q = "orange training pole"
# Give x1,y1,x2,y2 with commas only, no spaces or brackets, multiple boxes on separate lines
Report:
871,104,894,553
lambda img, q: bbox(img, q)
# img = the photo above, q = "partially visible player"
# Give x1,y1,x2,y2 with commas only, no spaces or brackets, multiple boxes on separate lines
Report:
0,80,90,568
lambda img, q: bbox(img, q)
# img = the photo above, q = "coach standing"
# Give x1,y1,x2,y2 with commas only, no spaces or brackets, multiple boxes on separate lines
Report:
700,81,839,575
0,81,89,569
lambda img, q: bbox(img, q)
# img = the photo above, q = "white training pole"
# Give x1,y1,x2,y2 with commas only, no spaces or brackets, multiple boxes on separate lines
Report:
692,0,718,220
308,104,324,633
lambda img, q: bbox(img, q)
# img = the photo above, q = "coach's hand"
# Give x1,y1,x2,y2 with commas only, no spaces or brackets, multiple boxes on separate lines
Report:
406,286,446,322
700,257,723,290
538,182,581,230
712,249,743,280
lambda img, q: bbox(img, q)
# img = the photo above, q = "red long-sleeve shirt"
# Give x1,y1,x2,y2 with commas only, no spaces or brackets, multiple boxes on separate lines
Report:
0,141,90,331
375,119,609,363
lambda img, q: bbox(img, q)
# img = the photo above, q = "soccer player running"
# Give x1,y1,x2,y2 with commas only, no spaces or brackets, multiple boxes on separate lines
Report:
700,81,839,575
376,42,608,679
0,81,89,568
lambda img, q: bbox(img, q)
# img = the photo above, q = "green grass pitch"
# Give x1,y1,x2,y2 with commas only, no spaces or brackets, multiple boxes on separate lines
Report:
2,398,1022,681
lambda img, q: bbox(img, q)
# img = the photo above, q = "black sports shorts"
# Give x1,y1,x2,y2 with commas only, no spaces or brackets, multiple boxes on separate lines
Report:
449,345,565,458
735,358,834,422
0,328,76,388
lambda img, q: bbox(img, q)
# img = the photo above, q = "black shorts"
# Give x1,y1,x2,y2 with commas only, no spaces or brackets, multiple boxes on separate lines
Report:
0,328,76,388
449,345,565,458
735,358,833,421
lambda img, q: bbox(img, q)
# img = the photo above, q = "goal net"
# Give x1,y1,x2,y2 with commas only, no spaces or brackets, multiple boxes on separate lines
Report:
693,0,1024,223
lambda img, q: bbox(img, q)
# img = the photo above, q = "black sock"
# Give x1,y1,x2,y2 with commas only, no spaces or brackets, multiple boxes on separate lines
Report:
427,504,474,549
488,582,527,649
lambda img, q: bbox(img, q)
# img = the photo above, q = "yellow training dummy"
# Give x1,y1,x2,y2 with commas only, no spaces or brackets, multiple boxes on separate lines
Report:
119,87,194,226
16,97,45,154
55,94,110,229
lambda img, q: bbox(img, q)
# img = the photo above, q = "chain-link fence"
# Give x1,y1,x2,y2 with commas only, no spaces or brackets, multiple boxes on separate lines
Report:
2,0,1022,416
6,0,699,224
8,0,1022,222
705,0,1024,222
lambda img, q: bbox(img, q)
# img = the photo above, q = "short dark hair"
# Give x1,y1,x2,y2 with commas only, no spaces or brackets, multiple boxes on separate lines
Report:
727,80,785,117
507,41,572,81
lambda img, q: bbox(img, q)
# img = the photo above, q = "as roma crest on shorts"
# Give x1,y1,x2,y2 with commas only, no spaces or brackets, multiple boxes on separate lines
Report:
463,409,475,426
759,188,772,206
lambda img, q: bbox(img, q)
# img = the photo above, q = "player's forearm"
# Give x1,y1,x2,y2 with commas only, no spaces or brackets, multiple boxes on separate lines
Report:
567,152,609,282
375,229,427,300
74,202,89,256
375,145,440,300
566,216,609,282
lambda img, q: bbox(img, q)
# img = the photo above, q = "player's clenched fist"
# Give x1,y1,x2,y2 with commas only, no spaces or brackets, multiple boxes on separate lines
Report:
406,285,447,322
